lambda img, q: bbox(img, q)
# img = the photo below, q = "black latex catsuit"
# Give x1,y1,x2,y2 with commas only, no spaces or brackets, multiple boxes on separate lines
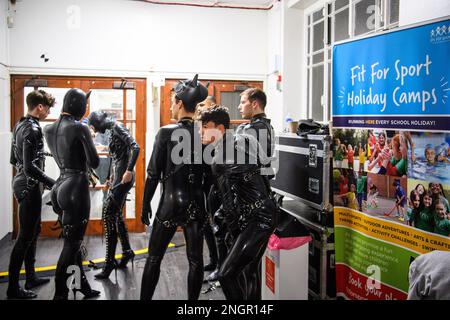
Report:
233,112,276,299
44,89,100,299
140,117,207,300
203,157,227,273
8,115,56,297
88,113,140,276
214,124,278,300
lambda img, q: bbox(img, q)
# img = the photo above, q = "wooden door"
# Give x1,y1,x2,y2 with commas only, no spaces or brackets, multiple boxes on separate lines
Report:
160,79,263,127
10,75,147,237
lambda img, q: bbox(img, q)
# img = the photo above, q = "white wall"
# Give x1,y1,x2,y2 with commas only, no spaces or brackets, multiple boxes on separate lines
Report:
9,0,268,77
3,0,270,225
0,0,12,240
265,1,283,132
399,0,450,26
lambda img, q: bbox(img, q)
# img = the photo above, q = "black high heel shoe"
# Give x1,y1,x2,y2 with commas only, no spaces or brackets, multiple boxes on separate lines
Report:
94,259,118,281
70,277,101,300
117,250,135,269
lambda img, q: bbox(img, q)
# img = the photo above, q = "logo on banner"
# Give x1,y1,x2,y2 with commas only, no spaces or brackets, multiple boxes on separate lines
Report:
430,24,450,44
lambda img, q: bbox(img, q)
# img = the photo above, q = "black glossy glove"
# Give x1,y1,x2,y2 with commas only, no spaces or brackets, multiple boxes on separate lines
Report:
141,204,152,226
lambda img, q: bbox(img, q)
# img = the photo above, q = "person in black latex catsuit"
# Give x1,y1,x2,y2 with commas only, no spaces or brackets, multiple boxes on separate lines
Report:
8,90,56,299
196,96,227,282
140,75,208,300
44,88,101,300
235,88,276,300
87,111,140,279
199,105,278,300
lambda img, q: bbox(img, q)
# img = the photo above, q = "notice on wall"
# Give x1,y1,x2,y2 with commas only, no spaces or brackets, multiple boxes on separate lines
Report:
332,18,450,300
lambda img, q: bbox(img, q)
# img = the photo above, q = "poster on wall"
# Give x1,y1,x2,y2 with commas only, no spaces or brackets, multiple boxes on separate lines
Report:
332,18,450,300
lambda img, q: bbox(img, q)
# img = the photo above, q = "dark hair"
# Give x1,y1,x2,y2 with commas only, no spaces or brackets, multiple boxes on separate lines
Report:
173,95,197,113
241,88,267,109
422,189,434,206
409,190,421,225
26,90,55,110
428,182,446,199
415,184,426,193
199,105,230,129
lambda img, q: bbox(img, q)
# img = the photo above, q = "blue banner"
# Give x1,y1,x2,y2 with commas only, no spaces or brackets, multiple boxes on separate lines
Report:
333,19,450,129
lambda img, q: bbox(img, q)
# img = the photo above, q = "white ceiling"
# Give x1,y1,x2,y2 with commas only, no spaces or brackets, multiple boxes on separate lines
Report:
137,0,274,8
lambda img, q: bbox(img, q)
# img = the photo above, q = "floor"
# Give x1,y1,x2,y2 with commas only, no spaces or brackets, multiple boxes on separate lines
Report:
0,231,225,300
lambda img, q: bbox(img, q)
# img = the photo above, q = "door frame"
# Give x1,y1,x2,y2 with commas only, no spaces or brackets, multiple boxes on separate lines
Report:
160,79,264,126
10,75,147,237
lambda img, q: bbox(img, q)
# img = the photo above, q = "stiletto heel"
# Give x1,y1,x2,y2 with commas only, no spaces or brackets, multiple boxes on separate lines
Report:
95,259,118,280
118,250,135,269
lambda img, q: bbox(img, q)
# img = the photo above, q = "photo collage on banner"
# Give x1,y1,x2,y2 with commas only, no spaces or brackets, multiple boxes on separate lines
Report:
332,18,450,300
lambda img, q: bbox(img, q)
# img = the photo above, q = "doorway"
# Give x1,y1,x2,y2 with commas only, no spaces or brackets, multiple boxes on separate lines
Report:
10,75,147,237
160,79,264,127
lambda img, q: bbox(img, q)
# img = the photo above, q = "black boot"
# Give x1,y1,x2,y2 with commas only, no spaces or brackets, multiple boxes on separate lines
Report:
117,211,134,268
95,259,118,280
96,203,118,280
7,287,37,299
118,249,135,269
79,275,101,299
24,231,50,290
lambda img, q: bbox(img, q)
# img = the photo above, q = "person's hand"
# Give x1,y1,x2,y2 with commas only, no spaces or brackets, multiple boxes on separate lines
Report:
121,170,133,184
102,179,111,192
141,205,152,226
380,148,391,160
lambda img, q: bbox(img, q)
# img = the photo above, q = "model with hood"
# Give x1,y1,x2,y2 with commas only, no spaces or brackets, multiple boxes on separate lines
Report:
44,88,100,300
87,111,140,279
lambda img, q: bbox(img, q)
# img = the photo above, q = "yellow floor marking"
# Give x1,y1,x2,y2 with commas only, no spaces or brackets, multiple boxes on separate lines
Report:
0,243,175,277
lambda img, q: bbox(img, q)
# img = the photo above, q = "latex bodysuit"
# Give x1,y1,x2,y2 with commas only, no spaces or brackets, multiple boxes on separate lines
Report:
87,113,140,277
44,89,100,299
140,117,206,300
203,163,227,278
213,131,278,300
234,112,275,299
8,115,56,298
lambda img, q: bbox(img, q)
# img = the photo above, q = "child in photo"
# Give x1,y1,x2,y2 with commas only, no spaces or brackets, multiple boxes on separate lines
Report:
370,134,407,177
358,142,366,172
356,169,367,211
370,131,387,164
367,184,379,209
407,190,421,227
424,144,437,165
336,183,358,210
333,138,345,168
428,182,450,212
415,183,426,197
433,199,450,237
415,190,435,233
347,144,354,170
384,179,406,221
339,173,349,206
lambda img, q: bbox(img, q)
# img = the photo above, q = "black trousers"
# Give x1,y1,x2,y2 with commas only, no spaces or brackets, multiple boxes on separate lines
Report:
140,218,204,300
8,183,42,292
218,220,273,300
